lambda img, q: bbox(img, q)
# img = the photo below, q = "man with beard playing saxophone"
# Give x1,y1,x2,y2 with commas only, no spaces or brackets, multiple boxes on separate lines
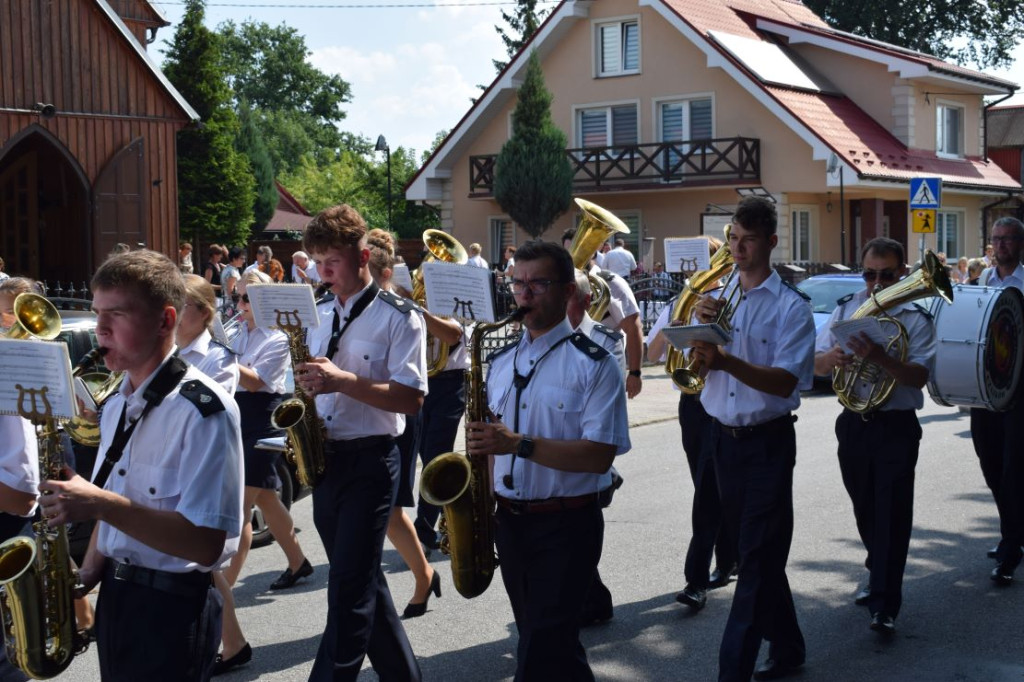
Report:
467,241,630,681
814,237,936,635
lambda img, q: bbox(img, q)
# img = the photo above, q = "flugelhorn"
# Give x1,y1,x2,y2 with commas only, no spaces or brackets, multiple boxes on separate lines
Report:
568,198,630,321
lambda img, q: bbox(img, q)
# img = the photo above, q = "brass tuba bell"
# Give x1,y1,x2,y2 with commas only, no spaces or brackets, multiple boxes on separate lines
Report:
568,198,630,321
3,293,61,342
412,229,469,377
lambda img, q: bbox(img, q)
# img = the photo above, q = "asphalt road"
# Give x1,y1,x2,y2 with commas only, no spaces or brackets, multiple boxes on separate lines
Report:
62,374,1023,681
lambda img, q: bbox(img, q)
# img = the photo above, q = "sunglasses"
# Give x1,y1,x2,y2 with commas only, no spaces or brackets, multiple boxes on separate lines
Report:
861,269,899,282
240,294,250,303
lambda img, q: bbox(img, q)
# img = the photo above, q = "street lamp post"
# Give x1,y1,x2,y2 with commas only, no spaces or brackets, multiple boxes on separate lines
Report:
375,134,392,231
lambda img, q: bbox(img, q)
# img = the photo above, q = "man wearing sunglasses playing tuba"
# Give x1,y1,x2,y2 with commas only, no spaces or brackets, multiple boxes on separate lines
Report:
814,237,937,636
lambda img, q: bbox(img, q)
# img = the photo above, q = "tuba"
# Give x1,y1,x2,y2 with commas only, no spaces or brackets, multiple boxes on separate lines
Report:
419,307,528,599
833,250,953,413
0,296,85,678
411,230,468,377
270,311,327,488
568,199,630,322
65,348,123,447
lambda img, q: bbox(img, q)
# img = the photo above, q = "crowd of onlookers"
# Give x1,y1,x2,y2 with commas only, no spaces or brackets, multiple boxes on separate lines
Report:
936,243,998,285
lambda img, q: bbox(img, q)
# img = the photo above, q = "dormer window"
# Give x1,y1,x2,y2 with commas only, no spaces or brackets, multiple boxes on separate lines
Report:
596,18,640,77
936,101,964,158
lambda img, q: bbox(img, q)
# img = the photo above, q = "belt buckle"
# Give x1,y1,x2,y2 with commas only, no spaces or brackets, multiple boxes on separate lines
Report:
113,562,131,581
507,499,527,515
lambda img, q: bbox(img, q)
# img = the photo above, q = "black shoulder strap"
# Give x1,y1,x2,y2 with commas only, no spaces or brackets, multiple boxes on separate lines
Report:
377,289,416,314
92,355,188,489
569,332,610,360
782,279,811,301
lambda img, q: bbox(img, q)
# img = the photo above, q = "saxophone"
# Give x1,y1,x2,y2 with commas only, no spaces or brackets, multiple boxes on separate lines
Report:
270,311,327,488
419,307,527,599
0,388,84,679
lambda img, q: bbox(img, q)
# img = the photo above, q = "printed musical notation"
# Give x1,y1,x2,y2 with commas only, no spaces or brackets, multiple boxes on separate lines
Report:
421,261,497,323
0,339,76,419
247,283,320,330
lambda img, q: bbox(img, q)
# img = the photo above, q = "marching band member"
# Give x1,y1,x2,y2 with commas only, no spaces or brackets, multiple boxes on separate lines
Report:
646,239,738,614
467,241,630,680
972,217,1024,585
567,269,625,626
296,205,427,681
177,275,238,395
690,197,814,681
38,250,244,682
814,237,936,634
365,228,442,618
561,228,645,398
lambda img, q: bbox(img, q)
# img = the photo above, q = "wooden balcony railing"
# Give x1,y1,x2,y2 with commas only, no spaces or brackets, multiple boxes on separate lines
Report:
469,137,760,196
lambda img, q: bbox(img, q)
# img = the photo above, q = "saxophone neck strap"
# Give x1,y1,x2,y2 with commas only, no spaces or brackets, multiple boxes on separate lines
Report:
92,355,188,489
326,282,380,360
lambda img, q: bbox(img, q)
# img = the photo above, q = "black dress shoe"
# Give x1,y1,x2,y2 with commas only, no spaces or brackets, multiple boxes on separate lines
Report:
987,545,1000,559
675,585,707,610
870,612,895,635
212,642,252,676
753,657,804,680
708,563,738,589
854,585,871,605
414,517,440,551
403,571,441,619
991,562,1015,586
269,558,313,591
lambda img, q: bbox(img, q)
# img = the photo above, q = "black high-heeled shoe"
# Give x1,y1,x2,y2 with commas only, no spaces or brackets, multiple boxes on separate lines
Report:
402,571,441,619
212,642,252,676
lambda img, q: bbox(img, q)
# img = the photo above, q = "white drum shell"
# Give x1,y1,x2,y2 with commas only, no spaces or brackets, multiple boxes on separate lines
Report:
927,285,1024,411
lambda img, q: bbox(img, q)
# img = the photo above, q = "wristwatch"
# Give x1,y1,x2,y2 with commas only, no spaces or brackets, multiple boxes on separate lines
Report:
517,435,535,459
628,369,642,378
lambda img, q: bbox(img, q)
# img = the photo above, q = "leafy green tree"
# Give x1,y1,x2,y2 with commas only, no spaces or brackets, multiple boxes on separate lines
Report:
803,0,1024,69
493,0,546,73
493,51,573,239
163,0,254,247
218,20,352,171
236,99,278,231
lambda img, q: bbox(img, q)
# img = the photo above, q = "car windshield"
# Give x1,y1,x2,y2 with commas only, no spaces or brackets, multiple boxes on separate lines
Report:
797,279,862,315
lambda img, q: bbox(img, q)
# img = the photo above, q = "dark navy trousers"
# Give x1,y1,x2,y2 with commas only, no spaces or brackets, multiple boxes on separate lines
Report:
415,371,466,529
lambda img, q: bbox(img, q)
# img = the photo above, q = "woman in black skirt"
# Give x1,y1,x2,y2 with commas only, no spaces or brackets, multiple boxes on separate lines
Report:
214,270,313,675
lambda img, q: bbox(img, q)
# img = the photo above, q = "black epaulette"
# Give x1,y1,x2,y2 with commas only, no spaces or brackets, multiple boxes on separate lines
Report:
486,339,518,364
210,338,238,355
569,332,609,360
377,289,415,314
836,292,856,306
178,379,226,417
782,279,811,301
593,323,623,342
911,302,934,320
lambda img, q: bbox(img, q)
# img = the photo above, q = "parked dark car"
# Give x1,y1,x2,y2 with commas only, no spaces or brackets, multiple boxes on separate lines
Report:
50,299,307,559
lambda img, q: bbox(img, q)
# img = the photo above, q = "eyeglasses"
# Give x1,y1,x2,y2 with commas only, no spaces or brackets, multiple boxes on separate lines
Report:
509,279,567,295
861,269,899,282
991,235,1022,244
240,294,250,303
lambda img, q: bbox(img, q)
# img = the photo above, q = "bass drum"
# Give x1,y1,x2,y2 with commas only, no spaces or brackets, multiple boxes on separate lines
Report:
927,285,1024,410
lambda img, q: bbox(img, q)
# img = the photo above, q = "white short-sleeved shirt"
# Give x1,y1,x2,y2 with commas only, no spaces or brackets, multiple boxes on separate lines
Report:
180,329,239,395
603,247,637,278
576,314,626,379
815,290,937,411
488,317,631,501
646,298,674,363
467,255,488,269
700,271,815,426
587,264,640,330
438,323,471,373
0,416,40,516
307,284,428,440
981,264,1024,291
230,324,289,394
292,262,321,284
93,354,244,572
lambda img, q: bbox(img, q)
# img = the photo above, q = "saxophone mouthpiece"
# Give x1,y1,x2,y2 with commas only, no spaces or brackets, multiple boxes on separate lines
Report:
511,306,531,321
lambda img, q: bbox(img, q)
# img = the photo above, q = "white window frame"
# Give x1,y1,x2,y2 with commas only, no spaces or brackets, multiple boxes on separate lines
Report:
936,208,966,258
936,99,965,159
790,205,819,262
594,15,641,78
572,100,641,149
653,93,716,142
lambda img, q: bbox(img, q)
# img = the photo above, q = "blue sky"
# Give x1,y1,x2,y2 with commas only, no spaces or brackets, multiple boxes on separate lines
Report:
149,0,1024,158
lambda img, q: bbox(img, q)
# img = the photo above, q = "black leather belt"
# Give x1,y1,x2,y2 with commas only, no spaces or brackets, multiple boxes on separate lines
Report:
430,369,464,380
496,493,599,515
108,560,211,597
716,413,796,440
324,435,393,455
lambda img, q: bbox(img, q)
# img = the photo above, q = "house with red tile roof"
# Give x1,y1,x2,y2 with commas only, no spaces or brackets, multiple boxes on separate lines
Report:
406,0,1021,267
988,105,1024,187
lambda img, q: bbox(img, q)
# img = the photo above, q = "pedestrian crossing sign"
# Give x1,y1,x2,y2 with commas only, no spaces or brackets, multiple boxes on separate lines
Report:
909,177,941,209
912,209,936,234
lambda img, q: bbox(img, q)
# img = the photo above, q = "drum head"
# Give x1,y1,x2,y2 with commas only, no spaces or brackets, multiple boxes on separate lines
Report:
982,287,1024,411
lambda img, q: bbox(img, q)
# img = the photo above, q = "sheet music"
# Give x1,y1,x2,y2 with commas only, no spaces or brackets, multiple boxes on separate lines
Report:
210,314,229,346
829,317,891,353
392,263,414,297
246,283,320,330
421,260,497,323
665,238,711,274
661,323,733,350
0,339,77,420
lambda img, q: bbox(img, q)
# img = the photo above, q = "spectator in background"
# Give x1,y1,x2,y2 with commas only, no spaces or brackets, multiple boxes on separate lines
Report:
595,242,611,269
936,252,948,267
467,243,488,269
967,258,985,285
267,258,285,283
0,256,9,281
203,244,225,297
500,245,516,278
983,243,995,267
291,251,320,285
221,247,245,313
955,256,969,284
244,245,272,275
179,242,194,274
603,239,637,278
652,262,673,301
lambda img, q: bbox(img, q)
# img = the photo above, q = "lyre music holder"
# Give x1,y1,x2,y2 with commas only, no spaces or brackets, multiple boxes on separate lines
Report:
15,383,53,426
